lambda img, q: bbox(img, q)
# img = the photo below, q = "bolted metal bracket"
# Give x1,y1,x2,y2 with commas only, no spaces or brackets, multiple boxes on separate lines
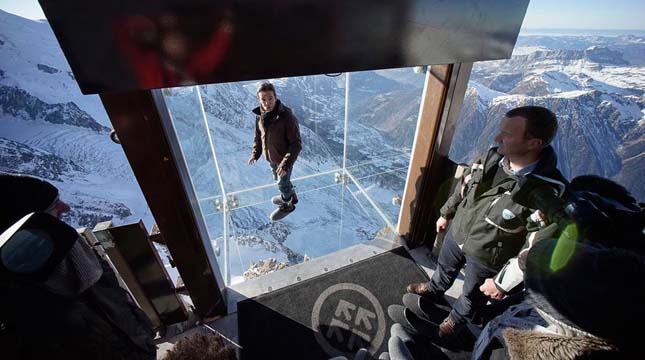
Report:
227,194,239,210
334,171,350,185
93,220,115,248
213,198,223,213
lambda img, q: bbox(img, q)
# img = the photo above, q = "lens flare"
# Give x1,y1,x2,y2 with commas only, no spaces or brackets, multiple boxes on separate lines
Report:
550,224,578,272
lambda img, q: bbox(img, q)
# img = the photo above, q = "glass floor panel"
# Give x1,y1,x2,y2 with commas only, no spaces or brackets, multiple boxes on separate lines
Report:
223,171,391,284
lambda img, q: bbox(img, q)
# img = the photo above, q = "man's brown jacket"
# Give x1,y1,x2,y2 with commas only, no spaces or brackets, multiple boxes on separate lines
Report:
251,100,302,170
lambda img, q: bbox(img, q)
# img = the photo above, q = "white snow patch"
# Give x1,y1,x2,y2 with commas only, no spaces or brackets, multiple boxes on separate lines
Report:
512,46,549,56
470,81,506,103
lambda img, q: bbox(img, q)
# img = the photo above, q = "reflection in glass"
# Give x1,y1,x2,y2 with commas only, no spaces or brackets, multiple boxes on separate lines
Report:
1,229,54,273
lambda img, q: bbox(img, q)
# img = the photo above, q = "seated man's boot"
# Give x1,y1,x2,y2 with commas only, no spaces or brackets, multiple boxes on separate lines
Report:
437,316,458,338
406,282,433,297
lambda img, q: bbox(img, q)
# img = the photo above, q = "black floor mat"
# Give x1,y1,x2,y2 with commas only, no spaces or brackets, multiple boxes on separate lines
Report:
237,246,429,360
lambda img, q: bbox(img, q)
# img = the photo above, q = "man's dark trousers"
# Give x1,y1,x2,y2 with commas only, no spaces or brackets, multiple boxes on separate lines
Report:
270,162,294,201
426,231,498,325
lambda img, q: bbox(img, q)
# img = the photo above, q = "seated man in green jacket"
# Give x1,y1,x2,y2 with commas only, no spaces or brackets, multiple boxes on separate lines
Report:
406,106,567,338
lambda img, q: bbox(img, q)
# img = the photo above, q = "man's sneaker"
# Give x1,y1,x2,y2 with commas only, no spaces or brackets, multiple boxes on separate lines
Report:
387,304,437,339
438,316,457,338
269,202,296,221
402,293,446,325
405,284,449,309
271,191,298,206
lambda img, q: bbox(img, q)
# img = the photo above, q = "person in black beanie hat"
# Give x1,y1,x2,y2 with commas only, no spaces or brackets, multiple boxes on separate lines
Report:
472,239,645,360
0,172,156,359
521,238,645,358
0,173,69,232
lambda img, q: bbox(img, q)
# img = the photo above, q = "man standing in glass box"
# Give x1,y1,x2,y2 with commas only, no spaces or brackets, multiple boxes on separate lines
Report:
248,82,302,221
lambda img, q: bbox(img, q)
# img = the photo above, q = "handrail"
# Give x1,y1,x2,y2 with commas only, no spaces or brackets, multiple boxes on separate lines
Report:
199,167,342,202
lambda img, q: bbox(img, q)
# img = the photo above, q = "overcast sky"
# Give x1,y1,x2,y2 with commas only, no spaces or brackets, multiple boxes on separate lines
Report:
1,0,644,30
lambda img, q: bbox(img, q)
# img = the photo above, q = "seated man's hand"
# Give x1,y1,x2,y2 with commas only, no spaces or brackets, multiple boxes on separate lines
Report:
248,158,257,165
277,167,287,178
436,216,449,234
480,278,506,300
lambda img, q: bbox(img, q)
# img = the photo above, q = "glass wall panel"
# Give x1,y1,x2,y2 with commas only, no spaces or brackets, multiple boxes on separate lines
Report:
162,87,227,279
340,179,389,242
345,68,426,226
199,196,226,282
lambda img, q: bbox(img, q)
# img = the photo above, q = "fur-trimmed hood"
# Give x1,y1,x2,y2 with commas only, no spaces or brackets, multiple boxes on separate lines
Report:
502,328,619,360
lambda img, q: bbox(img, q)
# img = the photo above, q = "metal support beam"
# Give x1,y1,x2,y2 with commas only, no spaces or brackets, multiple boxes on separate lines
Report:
99,90,227,318
93,220,188,326
77,227,140,311
39,0,528,94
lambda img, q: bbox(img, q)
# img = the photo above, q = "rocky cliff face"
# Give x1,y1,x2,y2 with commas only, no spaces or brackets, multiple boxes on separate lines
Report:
0,137,83,180
0,86,109,132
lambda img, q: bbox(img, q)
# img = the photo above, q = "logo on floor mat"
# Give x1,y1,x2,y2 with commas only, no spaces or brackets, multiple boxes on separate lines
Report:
311,283,386,357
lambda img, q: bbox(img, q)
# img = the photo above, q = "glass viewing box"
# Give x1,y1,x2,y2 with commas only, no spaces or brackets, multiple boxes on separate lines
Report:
158,67,428,285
